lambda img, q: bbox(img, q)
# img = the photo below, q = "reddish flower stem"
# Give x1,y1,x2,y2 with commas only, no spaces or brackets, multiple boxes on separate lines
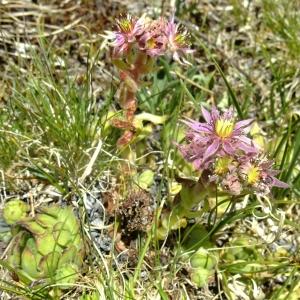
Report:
115,52,147,146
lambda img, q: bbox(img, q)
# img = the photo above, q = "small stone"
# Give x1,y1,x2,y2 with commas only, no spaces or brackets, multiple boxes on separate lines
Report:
90,230,100,239
98,236,112,252
140,270,149,281
91,218,104,227
117,252,129,265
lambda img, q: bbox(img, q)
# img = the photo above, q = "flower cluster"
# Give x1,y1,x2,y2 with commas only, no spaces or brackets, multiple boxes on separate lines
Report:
178,106,289,195
109,14,193,146
112,14,193,63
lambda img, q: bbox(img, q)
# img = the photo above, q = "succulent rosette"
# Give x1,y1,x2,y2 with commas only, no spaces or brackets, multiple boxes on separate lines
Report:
3,204,85,289
189,248,218,287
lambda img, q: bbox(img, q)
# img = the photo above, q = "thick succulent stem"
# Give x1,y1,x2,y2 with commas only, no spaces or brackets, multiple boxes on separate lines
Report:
114,52,150,147
157,175,215,240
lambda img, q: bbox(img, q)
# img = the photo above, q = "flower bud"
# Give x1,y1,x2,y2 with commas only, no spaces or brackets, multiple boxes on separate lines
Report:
190,248,217,270
190,268,213,287
3,199,29,225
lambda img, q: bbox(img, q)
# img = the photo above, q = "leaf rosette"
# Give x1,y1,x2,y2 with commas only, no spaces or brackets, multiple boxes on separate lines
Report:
3,203,85,290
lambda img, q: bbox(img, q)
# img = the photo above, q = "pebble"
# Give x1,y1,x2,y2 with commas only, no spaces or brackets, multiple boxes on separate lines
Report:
0,218,10,233
90,217,104,228
140,270,149,281
98,236,113,252
116,252,129,265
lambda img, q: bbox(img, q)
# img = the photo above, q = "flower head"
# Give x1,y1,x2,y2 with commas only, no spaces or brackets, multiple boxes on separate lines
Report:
240,155,289,194
221,172,242,195
138,18,168,57
208,154,289,196
181,106,257,169
209,157,242,195
165,16,194,63
112,14,145,56
214,156,234,175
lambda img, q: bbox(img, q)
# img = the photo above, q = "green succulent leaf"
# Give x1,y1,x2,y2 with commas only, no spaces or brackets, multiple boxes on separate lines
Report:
53,222,72,247
42,206,79,235
19,219,47,236
35,213,58,228
38,206,62,218
39,251,60,276
54,264,79,289
7,231,29,267
21,238,42,279
58,246,77,267
36,233,61,256
190,248,217,271
136,169,155,190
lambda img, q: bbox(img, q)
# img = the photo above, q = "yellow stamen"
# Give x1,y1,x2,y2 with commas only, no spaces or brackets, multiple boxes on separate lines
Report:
118,19,133,33
215,157,233,175
175,34,186,46
215,119,234,138
247,166,260,185
146,38,156,49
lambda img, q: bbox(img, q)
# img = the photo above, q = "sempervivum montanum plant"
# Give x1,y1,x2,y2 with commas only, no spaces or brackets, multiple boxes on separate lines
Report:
3,201,84,290
165,106,289,287
157,106,289,237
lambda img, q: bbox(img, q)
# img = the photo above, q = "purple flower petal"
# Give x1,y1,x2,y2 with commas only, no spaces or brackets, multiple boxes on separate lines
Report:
147,48,165,57
203,139,220,162
234,135,254,145
222,141,236,155
193,158,202,170
182,119,213,133
211,106,220,121
194,136,211,144
238,142,258,153
260,160,274,169
235,119,253,130
271,177,289,188
268,169,280,176
132,16,146,36
201,106,212,123
165,18,176,37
